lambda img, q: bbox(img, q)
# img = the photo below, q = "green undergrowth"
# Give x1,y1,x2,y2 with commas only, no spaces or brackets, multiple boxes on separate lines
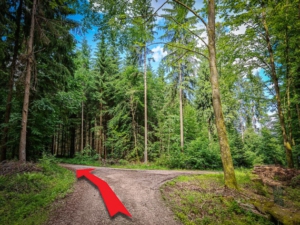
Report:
110,159,171,170
57,157,171,170
56,148,224,170
161,171,274,225
0,156,75,225
56,146,102,166
56,157,102,166
57,155,222,171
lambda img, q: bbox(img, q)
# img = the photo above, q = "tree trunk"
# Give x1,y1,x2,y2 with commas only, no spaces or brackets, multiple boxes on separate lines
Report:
262,9,294,168
179,64,184,152
86,116,90,148
1,0,23,161
104,133,106,160
70,125,75,157
294,87,300,127
144,45,148,163
91,121,94,149
19,0,37,163
208,118,211,141
207,0,237,189
81,102,84,151
130,95,138,160
94,118,97,152
99,101,103,157
51,135,55,155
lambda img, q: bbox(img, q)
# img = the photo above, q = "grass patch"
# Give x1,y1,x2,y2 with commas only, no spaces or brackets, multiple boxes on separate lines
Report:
111,162,170,170
0,156,75,225
57,156,179,170
161,172,274,225
56,151,223,171
56,157,102,166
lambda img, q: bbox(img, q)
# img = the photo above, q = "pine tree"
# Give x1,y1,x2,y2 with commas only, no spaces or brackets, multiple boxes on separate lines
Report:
161,0,198,152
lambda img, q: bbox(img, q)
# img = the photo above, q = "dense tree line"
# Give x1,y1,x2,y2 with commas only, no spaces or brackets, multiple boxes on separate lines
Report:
1,0,300,189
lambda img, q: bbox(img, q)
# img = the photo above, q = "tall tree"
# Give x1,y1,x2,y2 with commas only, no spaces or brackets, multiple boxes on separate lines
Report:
19,0,37,162
207,0,237,188
261,5,293,168
172,0,238,188
222,0,296,168
130,0,156,163
161,0,198,152
1,0,23,161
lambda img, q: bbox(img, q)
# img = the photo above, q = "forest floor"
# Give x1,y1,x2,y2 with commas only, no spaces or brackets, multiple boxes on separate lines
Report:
161,165,300,225
1,161,300,224
45,164,218,225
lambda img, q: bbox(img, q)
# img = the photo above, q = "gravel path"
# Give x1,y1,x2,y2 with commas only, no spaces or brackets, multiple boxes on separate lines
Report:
46,164,217,225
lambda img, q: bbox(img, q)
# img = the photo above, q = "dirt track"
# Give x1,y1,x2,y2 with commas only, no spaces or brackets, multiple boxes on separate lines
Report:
46,164,217,225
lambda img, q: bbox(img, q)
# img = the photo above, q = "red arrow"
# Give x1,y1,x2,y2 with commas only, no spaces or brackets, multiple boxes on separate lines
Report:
76,168,131,218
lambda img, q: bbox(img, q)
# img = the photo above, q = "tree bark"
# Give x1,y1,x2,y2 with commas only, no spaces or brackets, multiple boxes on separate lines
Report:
261,9,294,168
70,124,75,157
144,45,148,163
81,102,84,152
179,64,184,152
208,118,211,141
130,95,138,160
207,0,237,189
294,88,300,127
99,101,103,157
19,0,37,163
1,0,23,161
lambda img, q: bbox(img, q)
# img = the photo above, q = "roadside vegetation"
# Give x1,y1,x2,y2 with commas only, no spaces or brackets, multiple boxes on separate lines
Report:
0,155,75,225
57,152,220,171
161,169,300,225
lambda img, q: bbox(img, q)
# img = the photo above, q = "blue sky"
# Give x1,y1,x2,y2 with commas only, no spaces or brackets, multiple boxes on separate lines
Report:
68,14,166,70
69,0,171,69
68,0,269,88
68,0,205,70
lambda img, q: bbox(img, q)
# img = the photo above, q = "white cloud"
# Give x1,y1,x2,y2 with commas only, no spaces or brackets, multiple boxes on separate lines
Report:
231,24,246,35
151,0,171,24
151,45,167,62
252,67,261,75
196,33,208,48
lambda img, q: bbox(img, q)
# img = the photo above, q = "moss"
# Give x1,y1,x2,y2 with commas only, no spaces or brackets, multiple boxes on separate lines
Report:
162,174,273,225
252,199,300,225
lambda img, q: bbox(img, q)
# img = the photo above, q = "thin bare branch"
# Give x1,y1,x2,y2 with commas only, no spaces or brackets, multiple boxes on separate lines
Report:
148,42,208,59
172,50,189,64
172,0,207,28
144,0,169,24
164,15,208,47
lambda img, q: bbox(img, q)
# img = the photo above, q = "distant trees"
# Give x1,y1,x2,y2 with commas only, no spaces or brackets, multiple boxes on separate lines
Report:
0,0,78,162
19,0,37,162
160,0,198,152
222,0,300,168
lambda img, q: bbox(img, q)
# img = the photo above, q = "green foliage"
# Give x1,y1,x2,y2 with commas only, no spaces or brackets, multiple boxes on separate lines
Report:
0,161,74,225
147,136,222,170
57,146,101,166
1,0,298,174
229,127,285,168
185,138,222,169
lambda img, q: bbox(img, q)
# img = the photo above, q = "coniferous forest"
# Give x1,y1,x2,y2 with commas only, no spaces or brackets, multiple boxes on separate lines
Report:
1,0,300,188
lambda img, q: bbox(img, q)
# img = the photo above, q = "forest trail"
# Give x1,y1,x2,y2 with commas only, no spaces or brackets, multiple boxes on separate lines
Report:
46,164,217,225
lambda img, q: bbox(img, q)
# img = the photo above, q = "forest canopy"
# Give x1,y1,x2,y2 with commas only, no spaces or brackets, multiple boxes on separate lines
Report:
1,0,300,188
